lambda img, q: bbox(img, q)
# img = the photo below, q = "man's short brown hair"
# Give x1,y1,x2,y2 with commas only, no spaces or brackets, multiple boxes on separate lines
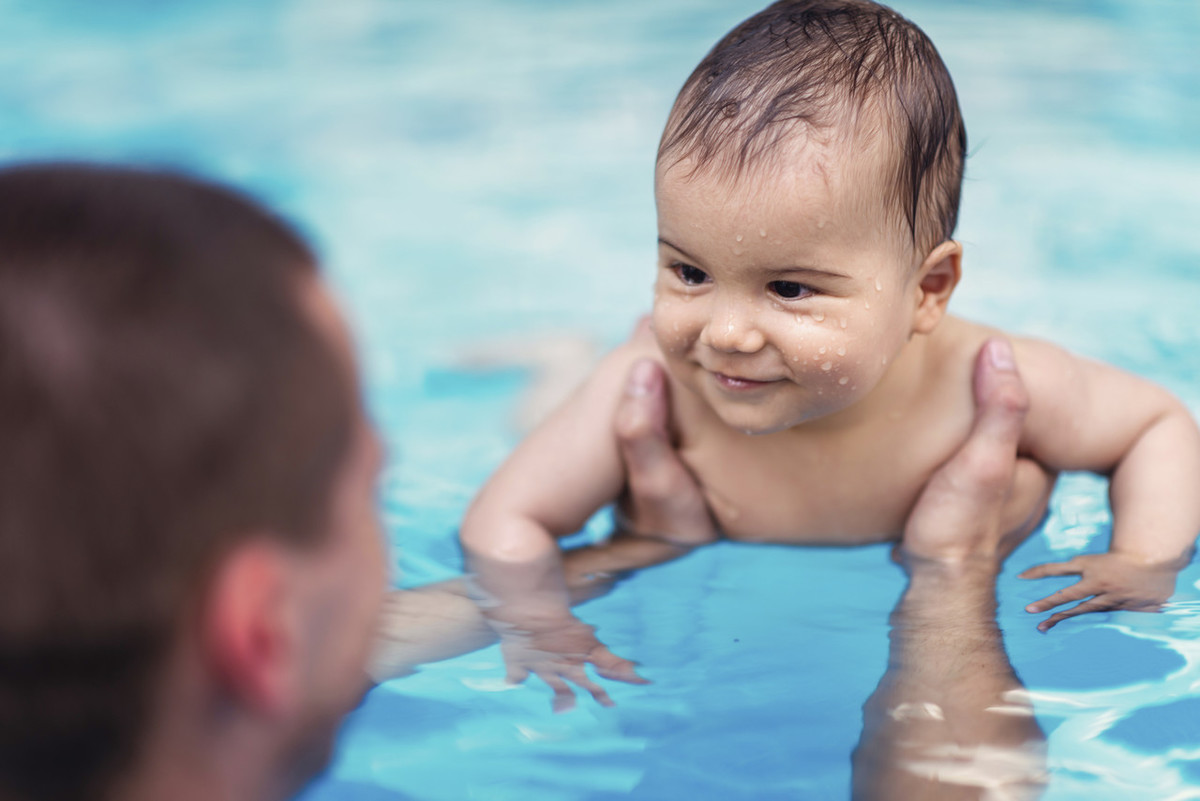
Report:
659,0,966,254
0,164,354,801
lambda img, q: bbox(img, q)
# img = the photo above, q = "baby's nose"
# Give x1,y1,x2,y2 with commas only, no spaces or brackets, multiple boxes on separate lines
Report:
701,302,766,354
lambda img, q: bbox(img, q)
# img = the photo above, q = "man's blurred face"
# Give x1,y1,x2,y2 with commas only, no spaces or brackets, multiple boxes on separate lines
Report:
278,280,389,786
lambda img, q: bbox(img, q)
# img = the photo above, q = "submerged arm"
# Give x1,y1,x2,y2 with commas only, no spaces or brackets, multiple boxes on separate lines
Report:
377,354,715,698
855,339,1051,800
852,557,1046,801
369,531,694,682
457,341,654,707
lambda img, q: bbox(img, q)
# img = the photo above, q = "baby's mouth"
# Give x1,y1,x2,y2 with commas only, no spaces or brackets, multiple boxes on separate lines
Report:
710,371,780,391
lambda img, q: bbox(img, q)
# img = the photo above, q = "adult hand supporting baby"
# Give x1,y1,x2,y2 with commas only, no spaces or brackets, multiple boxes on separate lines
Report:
855,338,1050,800
902,337,1053,564
613,356,719,548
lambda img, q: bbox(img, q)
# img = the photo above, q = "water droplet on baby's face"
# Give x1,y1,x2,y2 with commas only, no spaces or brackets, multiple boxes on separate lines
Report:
874,277,883,292
836,346,846,356
838,376,849,385
839,318,847,329
818,346,827,355
882,356,888,366
864,300,871,310
812,311,826,322
672,322,679,332
820,361,833,371
758,228,767,238
735,234,744,243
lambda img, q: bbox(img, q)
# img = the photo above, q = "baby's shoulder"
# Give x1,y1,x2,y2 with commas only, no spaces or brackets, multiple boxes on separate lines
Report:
930,316,1074,386
551,318,667,424
589,317,665,385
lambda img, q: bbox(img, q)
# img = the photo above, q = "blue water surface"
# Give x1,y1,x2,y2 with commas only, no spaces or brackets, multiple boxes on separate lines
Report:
2,1,1199,799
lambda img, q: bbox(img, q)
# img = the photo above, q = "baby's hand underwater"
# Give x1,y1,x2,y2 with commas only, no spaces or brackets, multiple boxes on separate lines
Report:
495,613,648,713
1019,551,1182,631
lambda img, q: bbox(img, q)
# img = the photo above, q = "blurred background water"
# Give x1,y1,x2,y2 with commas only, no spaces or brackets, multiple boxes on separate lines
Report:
2,1,1199,798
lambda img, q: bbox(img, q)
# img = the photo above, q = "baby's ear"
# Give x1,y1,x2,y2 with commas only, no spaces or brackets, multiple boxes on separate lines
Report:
911,240,962,335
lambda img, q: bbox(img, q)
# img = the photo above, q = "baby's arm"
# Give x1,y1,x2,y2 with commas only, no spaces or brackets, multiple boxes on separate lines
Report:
1012,339,1200,629
460,339,694,709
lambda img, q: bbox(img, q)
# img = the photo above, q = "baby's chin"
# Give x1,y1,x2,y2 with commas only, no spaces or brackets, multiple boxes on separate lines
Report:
708,387,864,435
708,400,811,437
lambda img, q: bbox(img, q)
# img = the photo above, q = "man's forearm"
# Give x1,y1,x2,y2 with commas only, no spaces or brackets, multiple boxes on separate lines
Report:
852,557,1046,801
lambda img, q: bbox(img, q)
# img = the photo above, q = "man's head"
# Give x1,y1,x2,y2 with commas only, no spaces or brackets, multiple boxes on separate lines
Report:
0,164,387,801
652,0,966,434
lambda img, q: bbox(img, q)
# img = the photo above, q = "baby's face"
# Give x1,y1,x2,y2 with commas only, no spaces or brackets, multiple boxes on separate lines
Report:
653,139,924,435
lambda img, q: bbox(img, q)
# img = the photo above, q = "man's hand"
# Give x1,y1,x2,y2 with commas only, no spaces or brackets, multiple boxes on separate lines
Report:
858,338,1052,801
903,338,1054,565
613,356,718,548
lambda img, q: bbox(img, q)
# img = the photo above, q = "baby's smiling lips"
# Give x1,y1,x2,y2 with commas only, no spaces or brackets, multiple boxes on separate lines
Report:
710,370,782,392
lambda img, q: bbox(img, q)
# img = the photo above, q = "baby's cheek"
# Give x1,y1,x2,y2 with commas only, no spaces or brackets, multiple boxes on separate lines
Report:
650,296,688,353
776,314,846,362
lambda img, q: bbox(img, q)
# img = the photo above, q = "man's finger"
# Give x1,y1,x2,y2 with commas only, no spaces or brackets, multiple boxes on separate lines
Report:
615,359,674,499
903,338,1029,557
614,358,717,546
967,338,1030,453
938,338,1029,497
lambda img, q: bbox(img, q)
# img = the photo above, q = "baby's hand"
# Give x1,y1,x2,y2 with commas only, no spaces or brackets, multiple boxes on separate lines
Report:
1019,552,1182,631
493,612,648,712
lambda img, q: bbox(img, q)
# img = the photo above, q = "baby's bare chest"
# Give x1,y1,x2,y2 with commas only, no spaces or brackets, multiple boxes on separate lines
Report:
678,421,970,545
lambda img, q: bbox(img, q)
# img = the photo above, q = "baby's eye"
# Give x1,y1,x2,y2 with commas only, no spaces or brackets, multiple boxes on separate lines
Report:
768,280,813,300
673,263,710,286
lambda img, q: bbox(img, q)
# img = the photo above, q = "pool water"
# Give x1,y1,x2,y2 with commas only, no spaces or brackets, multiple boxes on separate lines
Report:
3,1,1199,798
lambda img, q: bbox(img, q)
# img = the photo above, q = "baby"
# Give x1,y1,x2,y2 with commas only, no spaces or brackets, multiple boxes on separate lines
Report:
461,0,1200,702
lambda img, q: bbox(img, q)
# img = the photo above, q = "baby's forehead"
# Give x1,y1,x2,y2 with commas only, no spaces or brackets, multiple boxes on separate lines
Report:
657,117,904,229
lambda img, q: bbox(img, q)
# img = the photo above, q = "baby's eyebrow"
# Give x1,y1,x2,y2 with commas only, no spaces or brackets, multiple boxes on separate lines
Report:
760,265,852,281
658,237,851,281
657,237,702,265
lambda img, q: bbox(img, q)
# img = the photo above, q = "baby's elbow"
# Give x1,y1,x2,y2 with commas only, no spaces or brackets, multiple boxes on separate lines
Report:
1145,389,1199,439
460,498,557,563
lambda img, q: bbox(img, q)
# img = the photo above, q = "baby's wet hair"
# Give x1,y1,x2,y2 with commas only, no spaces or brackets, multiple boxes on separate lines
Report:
659,0,966,254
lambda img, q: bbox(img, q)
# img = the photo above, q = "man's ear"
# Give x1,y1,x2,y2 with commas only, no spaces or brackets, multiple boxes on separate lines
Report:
201,540,299,717
911,240,962,335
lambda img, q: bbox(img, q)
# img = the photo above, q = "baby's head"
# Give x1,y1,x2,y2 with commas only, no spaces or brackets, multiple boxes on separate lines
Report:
652,0,967,434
